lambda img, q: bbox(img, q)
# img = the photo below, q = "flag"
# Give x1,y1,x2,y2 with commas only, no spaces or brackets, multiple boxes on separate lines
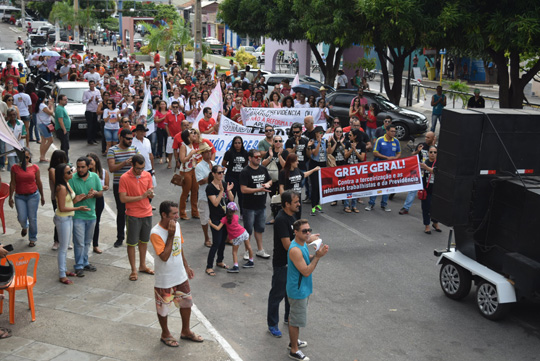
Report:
210,63,215,81
291,73,300,87
162,72,169,104
192,81,223,130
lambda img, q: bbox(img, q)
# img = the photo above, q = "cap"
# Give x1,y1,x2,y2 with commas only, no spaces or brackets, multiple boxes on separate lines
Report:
198,142,213,153
319,86,326,91
179,79,186,85
313,125,325,134
226,202,239,212
474,88,480,94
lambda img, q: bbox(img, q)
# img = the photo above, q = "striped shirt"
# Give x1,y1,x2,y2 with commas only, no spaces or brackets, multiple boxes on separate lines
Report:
107,145,140,184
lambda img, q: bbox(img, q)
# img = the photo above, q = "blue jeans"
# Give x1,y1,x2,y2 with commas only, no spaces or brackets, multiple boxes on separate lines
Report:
73,218,96,270
344,198,357,209
147,131,158,158
14,191,40,242
403,190,417,211
369,194,389,208
29,113,40,141
267,265,290,327
431,114,442,132
156,128,167,158
54,215,72,278
7,156,17,171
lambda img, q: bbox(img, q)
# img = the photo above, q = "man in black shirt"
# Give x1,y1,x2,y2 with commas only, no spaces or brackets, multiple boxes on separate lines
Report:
375,116,392,138
267,190,300,338
301,115,316,140
286,123,312,203
240,149,272,259
467,89,485,109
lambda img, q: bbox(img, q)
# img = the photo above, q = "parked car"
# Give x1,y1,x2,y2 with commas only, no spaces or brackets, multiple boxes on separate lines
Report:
25,34,47,52
253,46,264,63
325,90,428,140
50,82,89,132
16,15,34,27
0,50,28,73
48,30,69,43
263,73,334,96
0,6,19,23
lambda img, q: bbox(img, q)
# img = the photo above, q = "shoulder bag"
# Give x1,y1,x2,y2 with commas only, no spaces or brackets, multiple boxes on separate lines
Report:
170,166,184,187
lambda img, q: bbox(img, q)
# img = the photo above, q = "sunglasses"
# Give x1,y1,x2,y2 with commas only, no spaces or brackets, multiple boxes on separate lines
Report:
65,170,72,175
301,228,313,234
293,131,301,134
265,129,274,133
124,137,133,140
429,151,437,154
215,171,224,175
274,140,283,143
252,155,261,159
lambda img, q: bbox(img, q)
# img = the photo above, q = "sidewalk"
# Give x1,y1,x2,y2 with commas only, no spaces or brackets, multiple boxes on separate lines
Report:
0,145,234,360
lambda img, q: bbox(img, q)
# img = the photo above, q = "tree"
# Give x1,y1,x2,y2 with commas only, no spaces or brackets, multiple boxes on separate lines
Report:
49,0,97,43
219,0,358,86
155,4,179,23
440,0,540,108
141,17,192,64
354,0,444,105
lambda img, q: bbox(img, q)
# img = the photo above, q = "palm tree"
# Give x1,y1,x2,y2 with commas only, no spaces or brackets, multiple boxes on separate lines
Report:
141,18,192,65
49,1,97,44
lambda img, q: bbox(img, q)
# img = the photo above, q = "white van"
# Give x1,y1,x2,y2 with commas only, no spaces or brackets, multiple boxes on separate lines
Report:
29,21,52,33
0,6,19,23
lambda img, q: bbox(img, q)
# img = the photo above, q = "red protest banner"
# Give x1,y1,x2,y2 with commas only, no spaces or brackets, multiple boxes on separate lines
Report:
318,156,423,204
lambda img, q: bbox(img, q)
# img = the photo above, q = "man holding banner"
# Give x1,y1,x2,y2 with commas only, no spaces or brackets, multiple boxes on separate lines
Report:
198,107,219,135
365,124,401,212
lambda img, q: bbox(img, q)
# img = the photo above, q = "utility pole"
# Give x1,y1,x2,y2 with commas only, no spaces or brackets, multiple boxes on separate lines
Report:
74,0,80,43
194,0,202,65
20,0,24,31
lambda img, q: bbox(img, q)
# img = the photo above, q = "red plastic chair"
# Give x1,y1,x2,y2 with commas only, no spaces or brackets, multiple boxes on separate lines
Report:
0,252,40,324
0,182,9,233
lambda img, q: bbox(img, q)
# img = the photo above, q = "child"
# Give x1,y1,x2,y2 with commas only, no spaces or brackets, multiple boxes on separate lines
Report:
209,202,254,273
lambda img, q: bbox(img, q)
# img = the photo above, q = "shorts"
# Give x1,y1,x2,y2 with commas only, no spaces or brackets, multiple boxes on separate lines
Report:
126,215,152,246
104,128,119,142
154,280,192,317
242,208,266,235
38,123,53,138
288,297,309,328
165,136,174,154
198,199,209,226
231,230,249,246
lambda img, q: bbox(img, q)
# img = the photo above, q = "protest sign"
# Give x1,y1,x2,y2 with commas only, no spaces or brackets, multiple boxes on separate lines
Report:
241,107,323,128
218,116,327,138
318,156,423,204
204,134,264,165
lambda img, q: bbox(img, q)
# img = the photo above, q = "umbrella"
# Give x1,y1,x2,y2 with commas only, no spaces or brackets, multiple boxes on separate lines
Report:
41,50,60,57
292,84,321,99
47,56,60,72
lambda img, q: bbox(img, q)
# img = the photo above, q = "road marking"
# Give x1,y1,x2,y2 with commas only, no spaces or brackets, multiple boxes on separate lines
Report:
192,304,243,361
9,26,22,33
319,213,376,242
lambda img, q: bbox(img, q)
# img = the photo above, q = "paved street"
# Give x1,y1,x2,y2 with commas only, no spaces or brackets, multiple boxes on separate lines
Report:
1,23,540,361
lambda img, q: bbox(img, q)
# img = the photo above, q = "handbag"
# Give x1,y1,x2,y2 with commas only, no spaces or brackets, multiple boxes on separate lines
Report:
326,154,337,168
418,161,435,200
267,158,279,182
170,167,184,187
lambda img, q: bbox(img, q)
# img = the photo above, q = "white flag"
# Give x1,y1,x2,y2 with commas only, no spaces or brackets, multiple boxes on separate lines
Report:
162,72,169,104
291,73,300,87
193,81,223,130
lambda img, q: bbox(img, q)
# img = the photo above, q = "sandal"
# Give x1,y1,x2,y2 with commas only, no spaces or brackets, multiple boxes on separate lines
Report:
204,241,212,248
129,272,138,281
59,278,73,285
28,241,36,247
205,269,216,276
160,337,179,347
93,247,103,254
0,327,12,339
352,207,360,213
66,271,77,277
432,223,442,232
139,267,155,275
330,201,337,207
344,207,352,213
216,263,228,270
180,332,204,343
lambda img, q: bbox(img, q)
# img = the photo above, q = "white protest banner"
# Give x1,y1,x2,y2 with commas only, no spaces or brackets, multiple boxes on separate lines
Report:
241,107,322,128
218,115,326,137
162,73,169,104
137,85,155,135
204,134,265,165
193,81,223,130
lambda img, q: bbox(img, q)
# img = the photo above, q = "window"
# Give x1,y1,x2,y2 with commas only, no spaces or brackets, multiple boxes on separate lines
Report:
333,94,354,108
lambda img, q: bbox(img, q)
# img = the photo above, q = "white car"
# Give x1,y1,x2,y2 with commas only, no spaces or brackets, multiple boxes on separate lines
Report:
50,82,90,132
0,50,28,72
253,46,265,63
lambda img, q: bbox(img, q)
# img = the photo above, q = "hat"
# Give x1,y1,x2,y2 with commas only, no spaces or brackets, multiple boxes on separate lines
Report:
70,65,76,68
226,202,239,212
319,86,326,91
198,142,213,153
134,124,149,132
313,125,325,134
179,79,186,85
474,88,480,94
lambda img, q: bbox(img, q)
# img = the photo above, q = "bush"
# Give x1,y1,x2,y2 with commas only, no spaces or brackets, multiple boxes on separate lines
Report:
140,46,150,55
202,59,208,69
185,62,191,69
185,44,194,52
235,49,257,69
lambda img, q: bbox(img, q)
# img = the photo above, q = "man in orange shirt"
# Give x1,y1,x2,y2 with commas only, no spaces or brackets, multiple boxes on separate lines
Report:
230,98,243,125
119,154,155,281
198,107,219,135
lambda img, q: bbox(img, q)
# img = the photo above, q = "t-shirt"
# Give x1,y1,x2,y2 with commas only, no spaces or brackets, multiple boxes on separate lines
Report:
328,138,347,165
103,108,120,129
132,137,153,172
432,94,446,115
310,139,326,163
273,209,296,267
37,103,50,125
257,138,272,153
230,107,242,124
13,93,32,117
285,137,309,170
54,105,71,131
287,240,312,300
119,169,153,218
239,165,271,210
198,117,216,134
107,145,140,184
373,135,400,161
279,168,304,194
165,111,185,137
195,160,215,201
344,140,367,164
69,172,103,220
12,164,38,195
416,142,429,164
263,148,289,172
205,182,227,222
223,149,248,179
220,214,245,239
150,223,187,288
